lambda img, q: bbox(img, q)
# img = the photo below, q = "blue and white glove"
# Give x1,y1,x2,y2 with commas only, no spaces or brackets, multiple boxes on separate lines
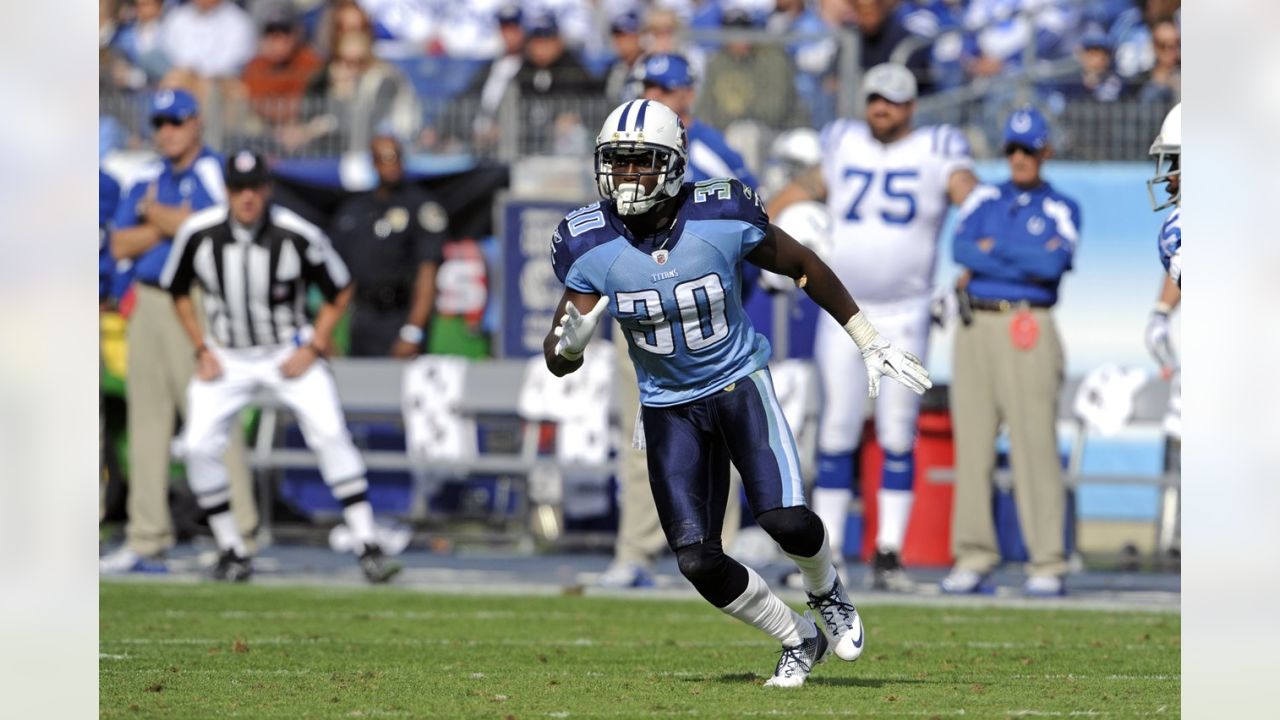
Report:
844,312,932,398
553,296,610,360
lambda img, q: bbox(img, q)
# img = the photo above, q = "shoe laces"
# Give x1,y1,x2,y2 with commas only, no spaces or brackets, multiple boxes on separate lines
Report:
773,638,816,679
806,583,856,632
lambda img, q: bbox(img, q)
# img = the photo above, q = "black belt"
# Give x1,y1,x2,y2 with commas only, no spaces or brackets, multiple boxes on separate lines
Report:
969,298,1053,312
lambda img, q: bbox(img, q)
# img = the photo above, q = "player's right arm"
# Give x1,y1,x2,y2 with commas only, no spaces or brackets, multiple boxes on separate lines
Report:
543,290,606,377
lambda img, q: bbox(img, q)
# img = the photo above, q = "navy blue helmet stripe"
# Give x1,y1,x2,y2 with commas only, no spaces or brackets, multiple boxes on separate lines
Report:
617,101,634,131
635,100,650,130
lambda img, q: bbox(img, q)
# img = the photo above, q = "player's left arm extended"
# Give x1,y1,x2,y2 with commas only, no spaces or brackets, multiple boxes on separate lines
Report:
747,225,931,396
543,289,609,377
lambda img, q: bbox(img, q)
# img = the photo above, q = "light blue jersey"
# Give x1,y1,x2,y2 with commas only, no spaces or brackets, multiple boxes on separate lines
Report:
552,178,773,407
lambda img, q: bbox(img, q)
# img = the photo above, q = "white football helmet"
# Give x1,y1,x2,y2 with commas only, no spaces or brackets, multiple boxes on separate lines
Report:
1147,103,1181,211
594,99,687,215
761,128,822,200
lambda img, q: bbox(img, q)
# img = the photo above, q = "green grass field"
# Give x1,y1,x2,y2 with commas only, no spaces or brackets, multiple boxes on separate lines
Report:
101,582,1179,718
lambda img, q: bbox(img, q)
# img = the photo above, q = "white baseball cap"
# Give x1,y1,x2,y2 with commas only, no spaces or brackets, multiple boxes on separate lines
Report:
862,63,917,104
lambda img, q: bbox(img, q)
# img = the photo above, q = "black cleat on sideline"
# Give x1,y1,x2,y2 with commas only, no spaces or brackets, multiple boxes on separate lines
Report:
358,545,402,584
868,549,916,592
209,550,253,582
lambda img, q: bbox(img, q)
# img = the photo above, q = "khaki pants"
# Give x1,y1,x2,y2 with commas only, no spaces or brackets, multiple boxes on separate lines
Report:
612,327,740,567
949,307,1066,577
125,285,258,556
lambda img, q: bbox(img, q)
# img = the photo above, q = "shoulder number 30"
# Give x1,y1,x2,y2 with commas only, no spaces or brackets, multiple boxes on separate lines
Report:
615,274,729,355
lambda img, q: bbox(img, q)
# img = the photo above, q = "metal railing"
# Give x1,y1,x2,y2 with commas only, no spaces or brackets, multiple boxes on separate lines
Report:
99,15,1173,165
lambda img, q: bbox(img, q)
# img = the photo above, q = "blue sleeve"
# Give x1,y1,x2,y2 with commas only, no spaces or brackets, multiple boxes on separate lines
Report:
550,215,602,294
952,191,1025,281
689,178,770,256
114,181,147,230
993,197,1080,280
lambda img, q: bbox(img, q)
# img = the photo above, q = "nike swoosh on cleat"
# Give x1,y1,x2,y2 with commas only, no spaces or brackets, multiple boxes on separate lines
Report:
849,618,864,649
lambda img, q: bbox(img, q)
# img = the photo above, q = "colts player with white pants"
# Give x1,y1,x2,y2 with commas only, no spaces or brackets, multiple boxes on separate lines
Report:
1144,103,1182,556
161,151,400,584
769,63,977,591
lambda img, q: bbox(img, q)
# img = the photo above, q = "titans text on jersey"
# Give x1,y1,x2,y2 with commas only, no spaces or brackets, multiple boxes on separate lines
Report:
552,177,771,406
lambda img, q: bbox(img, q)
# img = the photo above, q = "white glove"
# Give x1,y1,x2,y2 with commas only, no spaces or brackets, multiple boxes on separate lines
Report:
1144,307,1178,374
553,296,609,360
844,312,932,398
860,337,932,398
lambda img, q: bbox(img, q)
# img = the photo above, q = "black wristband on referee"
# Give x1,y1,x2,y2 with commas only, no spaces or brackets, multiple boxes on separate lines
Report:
194,344,209,359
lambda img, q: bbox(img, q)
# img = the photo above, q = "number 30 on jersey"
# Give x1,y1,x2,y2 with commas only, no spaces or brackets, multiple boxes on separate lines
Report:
616,273,729,356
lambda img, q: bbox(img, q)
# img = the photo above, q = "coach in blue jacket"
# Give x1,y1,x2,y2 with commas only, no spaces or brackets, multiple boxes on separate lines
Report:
940,107,1081,598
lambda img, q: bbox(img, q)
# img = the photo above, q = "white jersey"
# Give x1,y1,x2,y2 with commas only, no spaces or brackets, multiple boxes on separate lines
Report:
819,121,972,303
1158,206,1181,287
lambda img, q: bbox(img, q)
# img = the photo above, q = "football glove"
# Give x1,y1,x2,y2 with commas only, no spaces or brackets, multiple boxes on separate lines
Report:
844,312,932,398
860,337,932,398
553,296,609,360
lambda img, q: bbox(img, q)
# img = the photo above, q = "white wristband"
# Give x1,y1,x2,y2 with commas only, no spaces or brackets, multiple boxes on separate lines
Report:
843,312,879,351
399,324,425,344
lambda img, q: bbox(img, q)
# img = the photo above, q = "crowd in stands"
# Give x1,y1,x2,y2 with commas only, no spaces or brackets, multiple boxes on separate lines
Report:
99,0,1180,157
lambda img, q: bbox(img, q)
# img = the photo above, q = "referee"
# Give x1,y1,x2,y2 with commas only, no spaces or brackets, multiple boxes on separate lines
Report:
160,150,399,583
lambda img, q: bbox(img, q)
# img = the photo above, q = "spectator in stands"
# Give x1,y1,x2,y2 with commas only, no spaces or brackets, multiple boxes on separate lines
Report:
850,0,932,82
700,5,800,131
330,136,448,358
468,3,526,143
161,0,257,81
283,25,416,153
961,0,1077,79
100,89,258,575
240,1,324,129
770,0,840,126
471,12,604,155
1136,19,1180,103
1110,0,1179,80
1055,30,1125,103
314,0,374,60
108,0,172,90
604,10,645,104
941,106,1080,598
642,7,707,80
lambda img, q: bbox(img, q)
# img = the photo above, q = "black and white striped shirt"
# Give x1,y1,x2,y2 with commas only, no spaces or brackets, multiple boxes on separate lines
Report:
160,204,352,349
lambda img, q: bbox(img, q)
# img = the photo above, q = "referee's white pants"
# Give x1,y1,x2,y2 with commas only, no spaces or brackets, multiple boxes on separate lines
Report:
182,345,366,506
813,297,931,457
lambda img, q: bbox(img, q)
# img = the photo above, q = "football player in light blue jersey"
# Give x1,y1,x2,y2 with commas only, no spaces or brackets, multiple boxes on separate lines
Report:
545,99,931,687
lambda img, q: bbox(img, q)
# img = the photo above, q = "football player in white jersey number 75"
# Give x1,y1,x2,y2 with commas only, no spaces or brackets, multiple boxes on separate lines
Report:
769,63,978,592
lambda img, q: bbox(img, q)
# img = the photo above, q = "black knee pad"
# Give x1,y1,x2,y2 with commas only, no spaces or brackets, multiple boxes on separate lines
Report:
756,506,826,557
674,540,748,608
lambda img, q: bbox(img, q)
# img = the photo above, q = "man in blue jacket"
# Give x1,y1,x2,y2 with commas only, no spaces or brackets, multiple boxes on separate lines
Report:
940,106,1081,598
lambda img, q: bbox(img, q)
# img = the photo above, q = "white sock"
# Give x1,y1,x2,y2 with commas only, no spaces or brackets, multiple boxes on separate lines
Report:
811,487,852,559
785,525,838,596
342,500,377,553
208,511,248,557
876,489,915,553
721,566,812,647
